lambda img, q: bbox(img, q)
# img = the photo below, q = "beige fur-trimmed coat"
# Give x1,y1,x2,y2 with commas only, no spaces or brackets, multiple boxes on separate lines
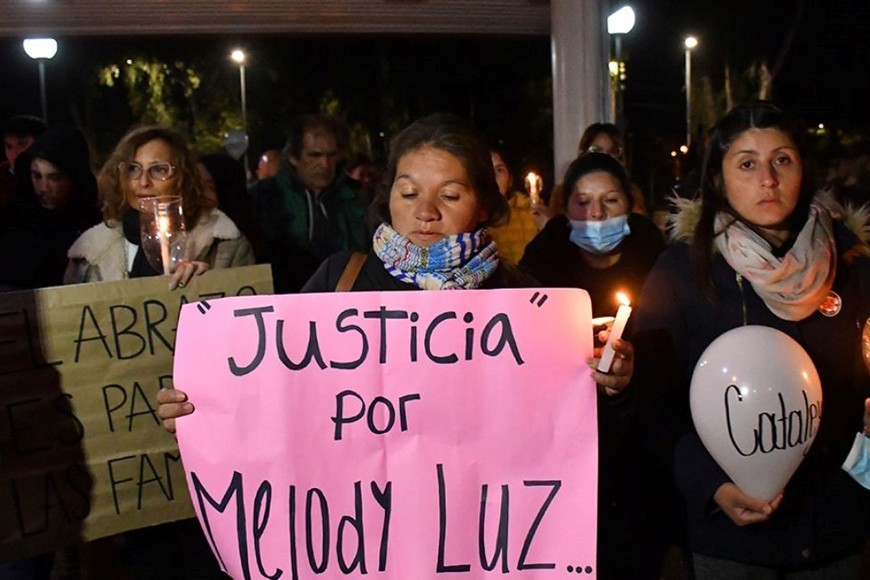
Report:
64,208,255,284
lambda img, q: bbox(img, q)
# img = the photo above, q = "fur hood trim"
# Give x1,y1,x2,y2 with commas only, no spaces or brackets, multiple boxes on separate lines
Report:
67,208,242,281
666,191,870,259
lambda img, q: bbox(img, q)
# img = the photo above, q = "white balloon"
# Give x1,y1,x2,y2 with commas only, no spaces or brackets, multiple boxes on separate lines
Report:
690,325,823,502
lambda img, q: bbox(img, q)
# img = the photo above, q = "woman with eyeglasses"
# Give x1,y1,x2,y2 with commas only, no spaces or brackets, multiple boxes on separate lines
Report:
545,123,648,221
64,126,249,578
64,126,254,286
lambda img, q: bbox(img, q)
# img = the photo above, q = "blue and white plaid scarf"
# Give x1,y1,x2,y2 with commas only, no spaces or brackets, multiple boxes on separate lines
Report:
372,223,499,290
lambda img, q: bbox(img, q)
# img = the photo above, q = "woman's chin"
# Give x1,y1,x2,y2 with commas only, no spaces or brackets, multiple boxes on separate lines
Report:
408,233,445,247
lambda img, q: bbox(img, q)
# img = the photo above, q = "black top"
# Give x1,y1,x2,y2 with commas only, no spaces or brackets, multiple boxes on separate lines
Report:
519,213,672,578
633,236,870,568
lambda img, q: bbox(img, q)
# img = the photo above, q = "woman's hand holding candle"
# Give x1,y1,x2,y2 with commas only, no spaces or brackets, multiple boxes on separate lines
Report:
590,292,634,396
589,338,634,396
598,294,632,372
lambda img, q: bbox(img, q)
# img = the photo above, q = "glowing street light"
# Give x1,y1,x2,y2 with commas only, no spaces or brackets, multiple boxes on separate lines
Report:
23,37,58,122
684,35,699,148
230,49,247,133
607,6,636,130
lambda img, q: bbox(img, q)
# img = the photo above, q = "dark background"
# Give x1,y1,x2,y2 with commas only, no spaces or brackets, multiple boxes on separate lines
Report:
2,0,869,204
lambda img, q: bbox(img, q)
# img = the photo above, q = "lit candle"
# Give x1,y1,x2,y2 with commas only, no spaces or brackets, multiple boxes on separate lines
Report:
597,292,632,372
524,172,543,206
158,214,171,275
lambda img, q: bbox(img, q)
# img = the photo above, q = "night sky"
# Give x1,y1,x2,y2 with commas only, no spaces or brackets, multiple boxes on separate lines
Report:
2,0,869,200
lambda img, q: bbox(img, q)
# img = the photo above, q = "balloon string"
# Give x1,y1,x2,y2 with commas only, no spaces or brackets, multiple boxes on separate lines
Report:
736,273,748,326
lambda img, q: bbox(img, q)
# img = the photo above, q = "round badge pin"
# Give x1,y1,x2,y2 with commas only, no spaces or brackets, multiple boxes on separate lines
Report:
818,290,842,317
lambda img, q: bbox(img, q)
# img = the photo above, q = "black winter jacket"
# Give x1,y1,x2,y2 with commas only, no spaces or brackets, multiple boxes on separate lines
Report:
633,232,870,568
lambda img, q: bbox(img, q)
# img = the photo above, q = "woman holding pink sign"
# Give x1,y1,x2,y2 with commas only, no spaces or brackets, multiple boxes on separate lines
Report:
632,101,870,578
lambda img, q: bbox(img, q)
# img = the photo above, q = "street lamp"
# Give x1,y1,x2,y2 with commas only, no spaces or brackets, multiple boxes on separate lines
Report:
230,48,250,175
23,37,58,122
684,35,698,149
230,49,247,134
607,6,636,130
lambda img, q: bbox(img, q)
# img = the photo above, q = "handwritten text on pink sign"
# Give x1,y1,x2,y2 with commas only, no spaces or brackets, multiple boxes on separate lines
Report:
174,288,598,578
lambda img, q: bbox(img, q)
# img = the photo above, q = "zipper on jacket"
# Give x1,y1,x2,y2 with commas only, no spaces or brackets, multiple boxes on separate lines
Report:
736,273,748,326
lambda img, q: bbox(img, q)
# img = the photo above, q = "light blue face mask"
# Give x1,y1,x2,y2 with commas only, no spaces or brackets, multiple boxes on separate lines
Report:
843,433,870,490
568,215,631,254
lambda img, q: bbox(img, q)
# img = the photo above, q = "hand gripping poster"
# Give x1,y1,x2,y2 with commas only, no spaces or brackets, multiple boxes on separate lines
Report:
173,288,598,579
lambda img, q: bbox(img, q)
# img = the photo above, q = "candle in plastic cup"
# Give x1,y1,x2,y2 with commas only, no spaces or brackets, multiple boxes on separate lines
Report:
158,215,171,275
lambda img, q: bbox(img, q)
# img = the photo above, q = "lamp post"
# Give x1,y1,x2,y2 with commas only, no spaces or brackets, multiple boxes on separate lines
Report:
607,6,636,131
23,38,58,123
230,49,248,134
684,35,698,149
230,48,250,175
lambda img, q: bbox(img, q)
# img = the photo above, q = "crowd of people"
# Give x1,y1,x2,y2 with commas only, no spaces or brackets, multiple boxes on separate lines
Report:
2,101,870,580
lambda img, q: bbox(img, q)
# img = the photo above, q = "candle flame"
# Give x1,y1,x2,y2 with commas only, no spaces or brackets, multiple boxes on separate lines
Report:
158,215,170,235
616,291,631,306
524,172,540,189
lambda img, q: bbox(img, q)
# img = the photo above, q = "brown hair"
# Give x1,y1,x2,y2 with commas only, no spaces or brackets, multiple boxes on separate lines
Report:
98,126,209,226
371,114,509,229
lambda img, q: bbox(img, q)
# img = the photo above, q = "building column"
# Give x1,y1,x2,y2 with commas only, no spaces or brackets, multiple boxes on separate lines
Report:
550,0,610,181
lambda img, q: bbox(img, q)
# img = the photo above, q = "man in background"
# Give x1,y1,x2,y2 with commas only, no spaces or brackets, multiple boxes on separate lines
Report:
250,114,370,292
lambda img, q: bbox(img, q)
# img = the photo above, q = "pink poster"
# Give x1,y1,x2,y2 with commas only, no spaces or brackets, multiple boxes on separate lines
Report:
174,288,598,579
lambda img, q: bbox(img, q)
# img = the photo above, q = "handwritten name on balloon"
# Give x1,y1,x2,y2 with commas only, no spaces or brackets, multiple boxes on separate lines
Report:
724,386,822,457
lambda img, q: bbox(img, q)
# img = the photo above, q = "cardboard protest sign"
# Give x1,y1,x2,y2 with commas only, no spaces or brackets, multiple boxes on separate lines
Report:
0,264,272,560
174,287,599,579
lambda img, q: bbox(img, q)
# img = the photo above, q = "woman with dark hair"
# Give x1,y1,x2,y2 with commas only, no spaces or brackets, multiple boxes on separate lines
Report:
487,145,538,264
633,101,870,578
65,126,254,285
311,112,523,291
521,152,664,317
0,126,101,290
158,113,636,430
520,151,667,579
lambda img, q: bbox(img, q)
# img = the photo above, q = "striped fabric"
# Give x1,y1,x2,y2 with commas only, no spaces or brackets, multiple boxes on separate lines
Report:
372,223,499,290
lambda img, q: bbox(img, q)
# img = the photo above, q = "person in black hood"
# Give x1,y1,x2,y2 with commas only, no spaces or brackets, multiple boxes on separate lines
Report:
0,126,101,291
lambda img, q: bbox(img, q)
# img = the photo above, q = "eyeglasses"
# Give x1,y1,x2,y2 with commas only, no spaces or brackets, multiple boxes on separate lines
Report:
587,145,625,159
119,162,176,182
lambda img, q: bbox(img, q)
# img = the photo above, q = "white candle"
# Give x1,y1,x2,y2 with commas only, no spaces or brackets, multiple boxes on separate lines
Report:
524,172,542,206
158,214,171,275
597,293,632,372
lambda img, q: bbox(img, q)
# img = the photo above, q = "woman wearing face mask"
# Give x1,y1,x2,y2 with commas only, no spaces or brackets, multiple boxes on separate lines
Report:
518,151,668,579
520,152,664,318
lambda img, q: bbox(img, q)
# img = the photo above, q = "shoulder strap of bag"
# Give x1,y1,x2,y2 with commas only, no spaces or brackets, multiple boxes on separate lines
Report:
335,252,367,292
